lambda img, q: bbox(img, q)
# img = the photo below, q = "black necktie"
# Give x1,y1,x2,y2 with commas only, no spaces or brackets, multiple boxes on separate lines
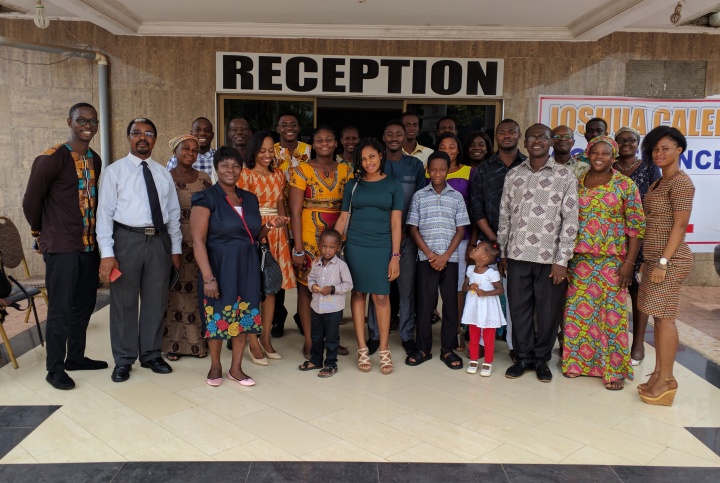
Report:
141,161,164,232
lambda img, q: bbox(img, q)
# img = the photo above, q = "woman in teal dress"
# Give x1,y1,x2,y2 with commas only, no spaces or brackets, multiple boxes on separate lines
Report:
335,138,403,375
191,147,288,387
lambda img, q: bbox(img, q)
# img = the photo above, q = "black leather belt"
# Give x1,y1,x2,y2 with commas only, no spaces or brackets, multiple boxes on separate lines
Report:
114,222,162,236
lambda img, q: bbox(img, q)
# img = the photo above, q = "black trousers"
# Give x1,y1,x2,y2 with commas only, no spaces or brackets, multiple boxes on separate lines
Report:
506,259,567,363
310,309,342,368
415,260,458,355
43,251,100,373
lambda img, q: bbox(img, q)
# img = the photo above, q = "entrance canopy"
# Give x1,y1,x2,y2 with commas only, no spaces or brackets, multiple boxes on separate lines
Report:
2,0,720,41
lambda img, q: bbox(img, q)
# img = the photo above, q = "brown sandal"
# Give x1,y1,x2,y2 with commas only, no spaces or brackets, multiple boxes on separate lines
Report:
637,371,658,392
379,349,393,375
357,348,371,372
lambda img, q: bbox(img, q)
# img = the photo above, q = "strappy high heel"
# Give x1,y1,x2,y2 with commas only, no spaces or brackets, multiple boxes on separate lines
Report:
637,371,658,392
639,377,677,407
357,348,371,373
379,349,393,375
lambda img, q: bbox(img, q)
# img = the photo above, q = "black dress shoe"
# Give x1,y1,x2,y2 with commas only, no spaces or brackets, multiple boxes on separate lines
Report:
366,338,380,356
505,359,535,379
535,361,553,382
46,371,75,390
140,357,173,374
111,364,132,382
65,357,109,371
271,323,284,338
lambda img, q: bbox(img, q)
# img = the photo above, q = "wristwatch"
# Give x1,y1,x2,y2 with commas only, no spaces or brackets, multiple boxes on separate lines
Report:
658,257,668,267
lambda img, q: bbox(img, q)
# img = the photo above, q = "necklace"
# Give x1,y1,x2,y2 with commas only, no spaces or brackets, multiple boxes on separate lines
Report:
615,157,641,172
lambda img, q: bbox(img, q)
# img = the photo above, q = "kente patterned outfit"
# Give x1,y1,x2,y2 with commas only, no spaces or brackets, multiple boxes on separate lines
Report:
191,184,263,340
562,170,645,383
638,172,694,319
289,162,353,285
237,167,296,290
161,172,212,357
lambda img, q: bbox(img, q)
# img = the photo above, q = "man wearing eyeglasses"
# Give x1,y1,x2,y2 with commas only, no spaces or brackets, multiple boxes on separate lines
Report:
165,117,216,176
550,125,576,166
23,102,108,390
497,123,578,383
96,117,182,383
274,112,310,181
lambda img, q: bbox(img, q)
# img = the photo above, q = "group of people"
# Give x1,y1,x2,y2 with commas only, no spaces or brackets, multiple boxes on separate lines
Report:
23,103,694,407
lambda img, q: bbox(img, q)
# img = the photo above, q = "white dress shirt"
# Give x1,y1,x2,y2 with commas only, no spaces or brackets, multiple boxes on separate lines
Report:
96,153,182,258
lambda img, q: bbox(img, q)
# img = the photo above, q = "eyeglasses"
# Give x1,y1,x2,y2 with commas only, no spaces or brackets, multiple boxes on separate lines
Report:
75,118,99,127
277,123,298,129
526,135,551,143
552,134,573,140
130,130,156,138
616,137,638,145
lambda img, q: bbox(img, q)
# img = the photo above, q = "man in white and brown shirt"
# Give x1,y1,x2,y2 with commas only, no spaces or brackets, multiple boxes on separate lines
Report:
497,123,578,382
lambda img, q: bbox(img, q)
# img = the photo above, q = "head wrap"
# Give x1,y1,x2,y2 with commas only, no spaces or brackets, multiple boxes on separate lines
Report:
615,126,641,143
586,135,619,158
169,134,199,153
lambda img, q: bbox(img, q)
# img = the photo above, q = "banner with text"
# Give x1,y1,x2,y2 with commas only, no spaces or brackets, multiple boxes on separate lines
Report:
539,95,720,253
216,53,504,98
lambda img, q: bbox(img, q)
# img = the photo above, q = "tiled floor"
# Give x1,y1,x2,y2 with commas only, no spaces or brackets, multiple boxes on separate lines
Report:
2,293,720,474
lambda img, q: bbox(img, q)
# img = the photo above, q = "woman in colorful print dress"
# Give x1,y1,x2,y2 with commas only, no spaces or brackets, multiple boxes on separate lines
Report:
289,126,353,359
191,147,288,387
562,136,645,390
238,131,296,364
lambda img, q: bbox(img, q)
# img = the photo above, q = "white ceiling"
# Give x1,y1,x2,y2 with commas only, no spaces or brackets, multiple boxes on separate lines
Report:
2,0,720,41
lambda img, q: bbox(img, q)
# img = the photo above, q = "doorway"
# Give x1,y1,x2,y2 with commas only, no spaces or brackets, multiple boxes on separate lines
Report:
316,98,404,141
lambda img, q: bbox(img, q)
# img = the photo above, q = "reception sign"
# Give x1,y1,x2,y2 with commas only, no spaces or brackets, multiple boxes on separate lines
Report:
539,95,720,253
217,53,504,98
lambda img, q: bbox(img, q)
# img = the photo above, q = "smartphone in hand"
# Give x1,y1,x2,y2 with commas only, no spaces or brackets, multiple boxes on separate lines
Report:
109,267,122,283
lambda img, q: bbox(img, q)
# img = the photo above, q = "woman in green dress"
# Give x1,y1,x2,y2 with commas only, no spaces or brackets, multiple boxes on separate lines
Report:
334,138,403,375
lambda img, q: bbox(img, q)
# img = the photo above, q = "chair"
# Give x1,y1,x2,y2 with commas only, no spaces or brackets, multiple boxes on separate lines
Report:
0,216,49,324
1,277,44,369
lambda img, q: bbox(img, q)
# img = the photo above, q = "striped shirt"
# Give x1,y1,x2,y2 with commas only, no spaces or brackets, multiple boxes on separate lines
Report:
166,149,216,176
406,183,470,263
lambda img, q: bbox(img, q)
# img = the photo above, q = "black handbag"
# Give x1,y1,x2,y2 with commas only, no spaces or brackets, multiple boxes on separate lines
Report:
259,241,282,296
0,251,12,299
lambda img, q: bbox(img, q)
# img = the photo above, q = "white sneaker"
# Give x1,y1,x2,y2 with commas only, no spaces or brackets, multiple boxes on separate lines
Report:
480,363,492,377
467,361,478,374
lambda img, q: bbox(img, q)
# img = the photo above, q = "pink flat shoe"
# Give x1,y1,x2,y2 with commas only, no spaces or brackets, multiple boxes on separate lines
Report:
206,377,223,387
227,371,255,386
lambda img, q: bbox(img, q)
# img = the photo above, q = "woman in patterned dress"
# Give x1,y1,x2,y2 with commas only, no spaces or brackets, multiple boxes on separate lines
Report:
162,135,212,361
637,127,694,406
289,126,353,359
613,127,662,366
191,147,288,387
562,136,645,390
238,131,296,364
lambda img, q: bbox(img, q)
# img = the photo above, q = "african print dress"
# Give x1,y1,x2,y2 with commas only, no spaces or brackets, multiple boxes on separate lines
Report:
161,172,212,356
289,163,353,285
562,170,645,383
237,167,296,290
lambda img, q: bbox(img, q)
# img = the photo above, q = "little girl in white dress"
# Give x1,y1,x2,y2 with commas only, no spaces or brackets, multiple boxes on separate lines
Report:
461,242,506,376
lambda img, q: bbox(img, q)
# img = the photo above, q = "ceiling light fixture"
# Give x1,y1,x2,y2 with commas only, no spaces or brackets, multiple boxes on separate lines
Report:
670,1,683,25
34,0,50,29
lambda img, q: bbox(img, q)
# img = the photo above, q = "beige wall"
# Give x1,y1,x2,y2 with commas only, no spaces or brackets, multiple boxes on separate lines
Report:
1,18,718,284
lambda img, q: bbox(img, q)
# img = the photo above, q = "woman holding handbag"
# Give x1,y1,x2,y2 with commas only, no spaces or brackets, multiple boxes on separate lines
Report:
191,147,288,387
335,138,403,374
238,131,296,364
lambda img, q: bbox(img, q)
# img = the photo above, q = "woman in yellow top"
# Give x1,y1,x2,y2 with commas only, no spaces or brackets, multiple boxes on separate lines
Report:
289,126,353,359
